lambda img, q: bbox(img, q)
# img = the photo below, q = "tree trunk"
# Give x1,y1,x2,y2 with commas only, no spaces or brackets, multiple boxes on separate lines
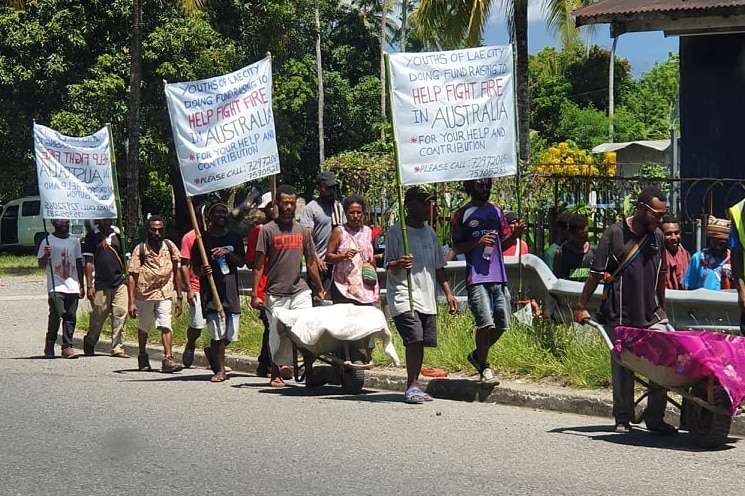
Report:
315,0,325,166
514,1,530,165
126,0,143,248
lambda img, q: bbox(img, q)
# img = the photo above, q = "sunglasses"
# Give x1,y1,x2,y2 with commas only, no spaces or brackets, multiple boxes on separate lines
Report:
641,202,667,219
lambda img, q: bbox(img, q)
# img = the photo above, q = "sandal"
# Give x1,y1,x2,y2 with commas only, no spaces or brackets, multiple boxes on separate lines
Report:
614,422,632,433
404,386,427,404
210,373,226,383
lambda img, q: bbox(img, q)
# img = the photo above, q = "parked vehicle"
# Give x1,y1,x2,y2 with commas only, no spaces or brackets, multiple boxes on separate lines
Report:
0,196,87,253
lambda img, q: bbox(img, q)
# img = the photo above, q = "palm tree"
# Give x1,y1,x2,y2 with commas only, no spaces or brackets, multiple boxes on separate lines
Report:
413,0,588,165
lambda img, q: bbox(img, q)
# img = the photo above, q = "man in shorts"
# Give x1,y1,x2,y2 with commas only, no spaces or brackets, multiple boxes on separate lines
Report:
251,184,325,387
179,205,208,368
128,215,183,373
190,202,245,383
451,178,520,385
385,187,458,403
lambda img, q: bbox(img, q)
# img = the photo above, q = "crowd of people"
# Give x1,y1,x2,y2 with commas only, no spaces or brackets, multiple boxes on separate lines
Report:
36,176,745,422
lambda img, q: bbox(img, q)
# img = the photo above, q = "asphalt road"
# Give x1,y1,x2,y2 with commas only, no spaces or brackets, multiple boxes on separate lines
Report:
1,276,745,495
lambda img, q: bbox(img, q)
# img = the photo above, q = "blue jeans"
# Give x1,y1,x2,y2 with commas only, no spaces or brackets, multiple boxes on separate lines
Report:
467,283,511,331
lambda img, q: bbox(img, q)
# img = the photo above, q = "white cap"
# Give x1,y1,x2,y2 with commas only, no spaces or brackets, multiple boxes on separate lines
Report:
257,192,272,208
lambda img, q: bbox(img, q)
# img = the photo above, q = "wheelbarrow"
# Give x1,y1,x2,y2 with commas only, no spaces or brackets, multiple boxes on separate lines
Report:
584,319,745,449
268,303,401,394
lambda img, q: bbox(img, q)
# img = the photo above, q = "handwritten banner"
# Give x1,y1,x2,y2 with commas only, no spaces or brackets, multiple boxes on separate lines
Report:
387,46,517,185
33,123,116,220
164,57,280,196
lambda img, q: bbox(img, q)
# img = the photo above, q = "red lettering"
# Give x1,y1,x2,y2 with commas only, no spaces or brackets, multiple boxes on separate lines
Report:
272,233,304,250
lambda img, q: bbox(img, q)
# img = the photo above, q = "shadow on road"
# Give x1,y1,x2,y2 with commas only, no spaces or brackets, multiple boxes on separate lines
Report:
549,424,738,452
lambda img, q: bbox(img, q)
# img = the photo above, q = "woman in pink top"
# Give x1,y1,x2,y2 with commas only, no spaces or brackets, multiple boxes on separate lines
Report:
325,195,379,305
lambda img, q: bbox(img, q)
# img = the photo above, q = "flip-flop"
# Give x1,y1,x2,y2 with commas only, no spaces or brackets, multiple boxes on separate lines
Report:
404,386,426,404
409,385,434,402
210,373,226,383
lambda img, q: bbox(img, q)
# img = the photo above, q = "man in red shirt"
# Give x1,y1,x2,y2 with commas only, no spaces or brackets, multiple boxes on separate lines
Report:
661,214,690,290
245,192,274,377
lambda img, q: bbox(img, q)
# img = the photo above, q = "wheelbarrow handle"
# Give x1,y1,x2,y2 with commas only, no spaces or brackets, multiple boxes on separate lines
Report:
581,319,615,351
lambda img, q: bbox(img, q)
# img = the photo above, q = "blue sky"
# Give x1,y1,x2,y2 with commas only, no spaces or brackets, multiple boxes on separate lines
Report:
482,1,679,77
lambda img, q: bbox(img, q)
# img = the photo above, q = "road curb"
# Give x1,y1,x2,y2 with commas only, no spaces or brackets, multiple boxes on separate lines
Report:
73,335,745,437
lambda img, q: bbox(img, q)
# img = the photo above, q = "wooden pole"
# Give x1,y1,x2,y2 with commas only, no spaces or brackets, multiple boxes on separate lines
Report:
106,123,128,276
186,197,225,318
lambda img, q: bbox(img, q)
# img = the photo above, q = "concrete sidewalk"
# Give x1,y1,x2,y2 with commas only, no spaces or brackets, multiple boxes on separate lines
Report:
73,334,745,438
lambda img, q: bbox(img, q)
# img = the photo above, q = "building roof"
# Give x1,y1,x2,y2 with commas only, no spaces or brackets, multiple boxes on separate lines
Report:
574,0,745,35
591,139,670,154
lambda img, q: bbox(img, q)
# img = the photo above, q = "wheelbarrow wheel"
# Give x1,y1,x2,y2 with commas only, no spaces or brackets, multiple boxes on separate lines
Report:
686,380,732,449
341,368,365,394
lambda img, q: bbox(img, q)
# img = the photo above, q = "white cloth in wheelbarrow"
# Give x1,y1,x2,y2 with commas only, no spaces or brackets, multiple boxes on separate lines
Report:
270,304,400,367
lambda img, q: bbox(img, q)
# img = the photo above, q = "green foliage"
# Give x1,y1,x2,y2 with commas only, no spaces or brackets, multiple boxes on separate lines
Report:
529,45,679,152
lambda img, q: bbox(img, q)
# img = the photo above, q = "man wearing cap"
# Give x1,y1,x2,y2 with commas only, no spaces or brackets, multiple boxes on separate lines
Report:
501,211,529,257
300,171,345,301
385,186,458,404
451,178,518,385
683,215,733,290
246,192,275,377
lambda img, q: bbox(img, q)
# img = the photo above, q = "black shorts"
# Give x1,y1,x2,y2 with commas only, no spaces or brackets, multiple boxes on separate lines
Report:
393,311,437,347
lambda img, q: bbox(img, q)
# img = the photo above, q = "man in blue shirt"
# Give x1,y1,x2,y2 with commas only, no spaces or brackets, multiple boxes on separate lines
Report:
684,216,732,290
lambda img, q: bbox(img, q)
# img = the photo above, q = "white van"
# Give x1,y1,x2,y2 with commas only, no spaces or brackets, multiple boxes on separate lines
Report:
0,196,87,252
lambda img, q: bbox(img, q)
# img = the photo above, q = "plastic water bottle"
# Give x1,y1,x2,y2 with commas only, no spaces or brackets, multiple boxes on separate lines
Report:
482,244,493,260
217,255,230,275
483,230,495,260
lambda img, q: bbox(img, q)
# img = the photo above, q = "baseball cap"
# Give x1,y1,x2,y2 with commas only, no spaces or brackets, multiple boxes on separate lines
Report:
316,171,337,187
257,192,272,208
404,186,436,206
505,212,518,224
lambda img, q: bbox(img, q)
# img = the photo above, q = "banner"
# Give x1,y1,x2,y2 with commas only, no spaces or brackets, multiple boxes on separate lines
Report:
387,46,517,185
164,57,280,196
33,123,117,220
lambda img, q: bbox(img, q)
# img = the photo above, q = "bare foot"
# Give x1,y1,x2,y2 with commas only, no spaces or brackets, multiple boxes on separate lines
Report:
269,376,286,387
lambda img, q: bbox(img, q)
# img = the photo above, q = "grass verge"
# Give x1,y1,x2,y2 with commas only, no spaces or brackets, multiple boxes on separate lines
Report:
0,253,44,277
78,299,611,389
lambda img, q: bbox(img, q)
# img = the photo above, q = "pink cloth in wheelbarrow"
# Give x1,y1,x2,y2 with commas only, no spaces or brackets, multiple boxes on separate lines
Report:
270,304,401,367
615,326,745,415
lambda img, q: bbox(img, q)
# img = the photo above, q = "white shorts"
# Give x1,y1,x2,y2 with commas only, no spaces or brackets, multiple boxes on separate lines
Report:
266,289,313,366
206,313,240,342
188,292,207,329
136,299,172,332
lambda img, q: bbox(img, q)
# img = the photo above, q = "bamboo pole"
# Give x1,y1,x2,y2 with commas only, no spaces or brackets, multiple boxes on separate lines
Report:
186,196,225,318
384,53,414,314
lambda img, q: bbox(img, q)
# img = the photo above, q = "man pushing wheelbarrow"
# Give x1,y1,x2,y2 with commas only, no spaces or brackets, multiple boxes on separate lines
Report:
573,186,678,436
